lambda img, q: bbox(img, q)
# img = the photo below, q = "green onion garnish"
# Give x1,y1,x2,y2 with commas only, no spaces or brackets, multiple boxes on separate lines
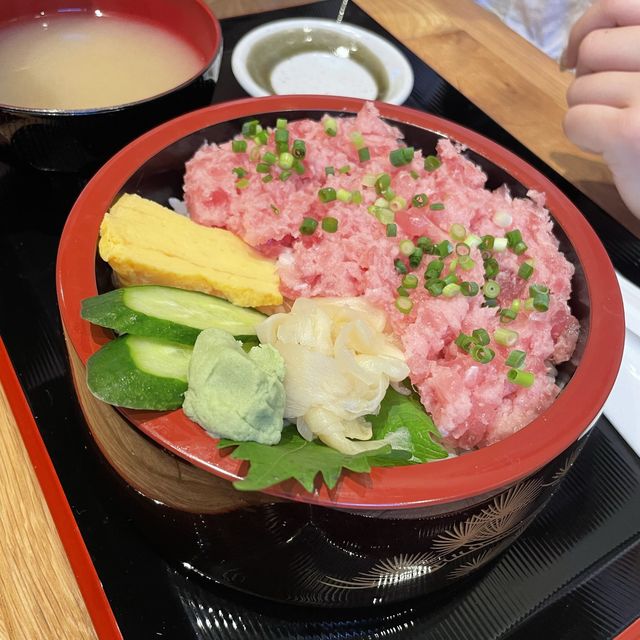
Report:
435,240,453,257
358,147,370,162
232,139,247,153
471,345,495,364
399,239,415,256
410,170,420,179
278,152,294,170
493,237,508,252
484,257,500,279
479,235,495,252
402,274,419,289
374,207,395,224
292,158,305,174
518,261,534,280
426,279,445,296
513,241,528,255
321,217,338,233
390,196,407,212
262,175,273,184
299,217,318,235
375,173,391,194
443,283,461,297
336,188,352,203
529,284,550,311
510,299,521,313
241,120,260,137
338,165,351,174
382,188,395,202
412,193,428,208
350,131,365,148
459,256,476,271
292,139,306,159
254,130,268,146
455,332,474,352
443,273,459,286
395,296,413,314
494,327,519,346
430,202,445,211
483,298,499,308
318,187,337,203
450,223,466,241
455,242,471,256
416,236,433,253
256,162,270,174
397,286,409,297
276,118,287,129
483,280,501,299
425,258,444,279
279,170,292,182
472,328,490,345
235,178,249,189
499,308,518,323
323,117,337,136
389,146,414,167
386,223,398,237
262,151,277,165
505,350,526,368
275,129,289,144
270,204,279,214
424,155,441,171
325,166,335,176
460,281,479,296
276,141,288,155
465,234,482,249
409,247,424,268
232,167,247,178
505,229,523,248
394,259,408,274
507,369,535,387
352,190,363,204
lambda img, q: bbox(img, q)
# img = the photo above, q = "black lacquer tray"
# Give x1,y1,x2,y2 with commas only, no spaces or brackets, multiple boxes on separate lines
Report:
0,1,639,638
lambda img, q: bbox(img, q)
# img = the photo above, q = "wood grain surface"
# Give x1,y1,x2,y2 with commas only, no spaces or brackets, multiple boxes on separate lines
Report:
0,375,98,640
355,0,640,239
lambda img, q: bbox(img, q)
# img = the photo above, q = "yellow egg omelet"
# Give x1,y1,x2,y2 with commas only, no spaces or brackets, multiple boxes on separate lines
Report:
98,194,283,308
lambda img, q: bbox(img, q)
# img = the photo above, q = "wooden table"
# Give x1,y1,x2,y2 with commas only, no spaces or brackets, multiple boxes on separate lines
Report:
1,1,637,638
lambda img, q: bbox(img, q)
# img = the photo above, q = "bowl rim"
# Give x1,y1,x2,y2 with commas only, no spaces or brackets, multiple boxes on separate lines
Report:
230,17,414,106
56,95,625,509
0,0,223,116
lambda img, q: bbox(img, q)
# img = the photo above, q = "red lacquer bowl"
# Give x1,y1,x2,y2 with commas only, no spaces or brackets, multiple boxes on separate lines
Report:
57,96,625,606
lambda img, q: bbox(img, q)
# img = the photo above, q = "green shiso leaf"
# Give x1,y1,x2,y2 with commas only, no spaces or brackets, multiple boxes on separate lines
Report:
218,425,410,492
366,387,449,462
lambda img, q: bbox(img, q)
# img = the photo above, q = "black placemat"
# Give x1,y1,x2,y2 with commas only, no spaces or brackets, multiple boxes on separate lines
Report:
0,1,639,638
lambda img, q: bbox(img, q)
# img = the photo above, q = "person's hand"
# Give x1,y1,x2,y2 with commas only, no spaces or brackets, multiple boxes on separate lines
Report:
562,0,640,218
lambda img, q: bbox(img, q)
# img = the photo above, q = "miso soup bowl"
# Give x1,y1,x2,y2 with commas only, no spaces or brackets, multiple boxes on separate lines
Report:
0,0,222,175
57,95,625,607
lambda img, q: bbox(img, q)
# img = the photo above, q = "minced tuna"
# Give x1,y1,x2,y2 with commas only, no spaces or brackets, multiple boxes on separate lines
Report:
183,103,579,450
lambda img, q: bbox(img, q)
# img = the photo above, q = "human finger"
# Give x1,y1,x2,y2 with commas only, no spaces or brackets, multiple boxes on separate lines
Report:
563,103,623,154
567,71,640,108
562,0,640,69
574,25,640,76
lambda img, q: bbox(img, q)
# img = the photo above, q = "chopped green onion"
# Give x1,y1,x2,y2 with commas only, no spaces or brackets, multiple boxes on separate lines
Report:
386,223,398,237
375,173,391,194
479,235,495,252
276,118,287,129
338,165,351,174
395,296,413,314
529,284,550,311
362,174,377,187
410,170,420,179
358,147,371,162
397,286,409,297
483,280,501,299
435,240,453,257
443,283,461,297
292,158,305,174
472,328,490,345
465,234,482,249
374,207,395,224
399,239,415,256
299,217,318,235
325,166,335,176
270,204,279,214
278,152,294,170
232,139,247,153
374,196,389,209
455,332,474,352
254,130,268,145
507,369,535,387
394,259,408,274
402,274,419,289
499,308,518,323
505,229,523,248
450,223,466,241
426,279,445,296
390,196,407,212
235,178,249,189
416,236,433,253
249,145,262,162
292,139,306,159
443,273,459,286
455,242,471,256
493,210,512,228
318,187,337,203
412,193,428,208
336,188,352,203
232,167,247,178
513,241,528,255
390,146,414,167
494,327,519,346
425,259,444,279
409,247,424,268
352,190,363,204
505,350,526,368
493,237,508,252
275,128,289,144
276,141,288,155
321,217,338,233
241,119,260,137
382,188,395,202
262,151,277,165
279,170,292,182
256,162,270,174
430,202,445,211
262,175,273,184
484,257,500,279
483,298,499,308
510,299,521,313
460,281,479,296
471,345,495,364
530,284,549,296
518,261,534,279
323,117,338,136
424,155,441,171
458,256,476,271
350,131,365,149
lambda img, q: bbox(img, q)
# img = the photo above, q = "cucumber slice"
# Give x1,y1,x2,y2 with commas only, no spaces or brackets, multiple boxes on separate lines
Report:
81,285,267,345
87,334,192,410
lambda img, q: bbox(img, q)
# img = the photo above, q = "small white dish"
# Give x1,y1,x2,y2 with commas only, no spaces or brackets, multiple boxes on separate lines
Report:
231,18,414,105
